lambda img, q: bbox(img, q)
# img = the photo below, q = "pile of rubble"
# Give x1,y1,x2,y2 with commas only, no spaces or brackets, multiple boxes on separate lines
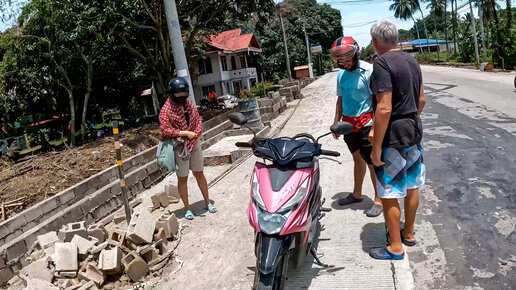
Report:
8,189,181,290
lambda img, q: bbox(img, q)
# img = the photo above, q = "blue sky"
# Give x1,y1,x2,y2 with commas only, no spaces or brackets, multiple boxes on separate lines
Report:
1,0,515,47
316,0,515,48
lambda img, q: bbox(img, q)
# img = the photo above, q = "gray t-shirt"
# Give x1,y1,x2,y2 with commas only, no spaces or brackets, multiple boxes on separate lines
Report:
370,50,423,148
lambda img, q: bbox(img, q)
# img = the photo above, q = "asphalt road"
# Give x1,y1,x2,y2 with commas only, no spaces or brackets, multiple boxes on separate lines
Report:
408,66,516,289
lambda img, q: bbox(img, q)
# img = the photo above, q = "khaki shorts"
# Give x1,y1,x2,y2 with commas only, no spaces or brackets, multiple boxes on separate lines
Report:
175,142,204,178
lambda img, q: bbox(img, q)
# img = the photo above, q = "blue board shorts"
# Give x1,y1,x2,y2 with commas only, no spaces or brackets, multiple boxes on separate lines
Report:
375,144,426,199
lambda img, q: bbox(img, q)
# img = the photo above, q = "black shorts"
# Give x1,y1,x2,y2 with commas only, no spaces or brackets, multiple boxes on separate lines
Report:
344,126,373,165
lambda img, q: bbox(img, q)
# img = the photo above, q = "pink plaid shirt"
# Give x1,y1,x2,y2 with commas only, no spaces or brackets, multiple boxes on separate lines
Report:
159,98,203,152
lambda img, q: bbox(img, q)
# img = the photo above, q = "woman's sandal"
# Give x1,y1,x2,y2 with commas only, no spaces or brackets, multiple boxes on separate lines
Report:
207,203,217,213
185,210,194,220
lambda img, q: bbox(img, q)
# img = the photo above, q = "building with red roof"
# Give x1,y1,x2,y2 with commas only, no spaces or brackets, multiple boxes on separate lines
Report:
192,29,262,101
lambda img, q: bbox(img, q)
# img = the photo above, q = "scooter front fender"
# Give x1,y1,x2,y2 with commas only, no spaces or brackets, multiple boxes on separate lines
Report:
256,233,294,275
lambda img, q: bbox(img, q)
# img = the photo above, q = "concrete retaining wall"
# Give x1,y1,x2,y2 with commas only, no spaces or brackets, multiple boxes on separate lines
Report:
259,92,288,124
0,146,169,284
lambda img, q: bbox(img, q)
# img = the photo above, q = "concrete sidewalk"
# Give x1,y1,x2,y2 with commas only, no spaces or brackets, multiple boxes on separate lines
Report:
153,72,415,289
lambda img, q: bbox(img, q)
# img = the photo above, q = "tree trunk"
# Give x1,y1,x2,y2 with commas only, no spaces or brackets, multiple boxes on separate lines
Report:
81,57,93,143
444,0,450,61
452,0,458,54
67,90,76,147
434,17,440,61
419,8,432,57
412,16,426,57
491,0,505,67
507,0,512,29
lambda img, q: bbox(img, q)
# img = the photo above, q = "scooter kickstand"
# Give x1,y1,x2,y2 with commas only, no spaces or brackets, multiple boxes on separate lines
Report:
310,248,332,268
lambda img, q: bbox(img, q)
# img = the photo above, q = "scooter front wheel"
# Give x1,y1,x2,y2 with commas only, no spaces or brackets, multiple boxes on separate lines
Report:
255,253,288,290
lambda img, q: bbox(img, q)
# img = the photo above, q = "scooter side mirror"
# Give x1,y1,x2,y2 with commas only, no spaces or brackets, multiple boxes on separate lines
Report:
331,122,354,135
228,112,248,126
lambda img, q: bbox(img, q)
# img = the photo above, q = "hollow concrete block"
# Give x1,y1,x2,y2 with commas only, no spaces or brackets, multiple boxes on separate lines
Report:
121,252,149,282
55,242,78,273
98,247,123,275
127,208,155,244
155,213,178,239
87,224,107,244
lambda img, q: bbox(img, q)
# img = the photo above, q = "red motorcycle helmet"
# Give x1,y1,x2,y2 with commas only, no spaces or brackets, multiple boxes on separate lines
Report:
331,36,359,60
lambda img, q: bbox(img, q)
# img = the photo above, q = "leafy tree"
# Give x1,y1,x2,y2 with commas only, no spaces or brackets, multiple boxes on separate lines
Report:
390,0,426,56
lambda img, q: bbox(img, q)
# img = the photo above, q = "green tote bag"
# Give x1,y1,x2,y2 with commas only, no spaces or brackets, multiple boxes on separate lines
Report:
156,140,176,172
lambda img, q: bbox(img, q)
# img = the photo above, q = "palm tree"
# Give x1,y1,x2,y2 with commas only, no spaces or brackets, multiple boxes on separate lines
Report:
425,0,445,60
390,0,426,57
506,0,512,29
415,1,432,56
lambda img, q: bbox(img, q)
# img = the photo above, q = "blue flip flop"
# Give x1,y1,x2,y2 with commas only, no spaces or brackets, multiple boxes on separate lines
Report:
369,247,405,260
185,210,194,220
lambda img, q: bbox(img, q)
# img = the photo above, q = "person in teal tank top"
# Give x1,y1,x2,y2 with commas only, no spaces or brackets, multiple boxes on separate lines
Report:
331,36,383,217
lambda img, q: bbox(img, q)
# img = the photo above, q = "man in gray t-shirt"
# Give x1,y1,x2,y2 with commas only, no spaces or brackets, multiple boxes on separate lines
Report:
368,20,427,261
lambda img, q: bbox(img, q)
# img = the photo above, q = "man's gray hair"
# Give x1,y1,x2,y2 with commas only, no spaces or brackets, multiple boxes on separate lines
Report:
370,20,398,46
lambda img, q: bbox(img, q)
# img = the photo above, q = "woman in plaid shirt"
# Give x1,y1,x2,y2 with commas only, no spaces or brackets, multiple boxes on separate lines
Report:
159,77,217,220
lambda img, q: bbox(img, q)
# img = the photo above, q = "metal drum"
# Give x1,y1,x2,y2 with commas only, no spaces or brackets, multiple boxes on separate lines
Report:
237,99,263,129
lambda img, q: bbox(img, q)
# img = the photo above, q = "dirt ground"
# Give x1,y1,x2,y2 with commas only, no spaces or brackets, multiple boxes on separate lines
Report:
0,124,161,220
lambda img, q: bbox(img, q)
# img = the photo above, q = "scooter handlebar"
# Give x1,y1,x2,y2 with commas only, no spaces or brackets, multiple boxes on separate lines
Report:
320,149,340,157
235,141,253,148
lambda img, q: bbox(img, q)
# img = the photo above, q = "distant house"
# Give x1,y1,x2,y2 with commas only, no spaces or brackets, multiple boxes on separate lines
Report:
400,39,448,53
192,29,262,102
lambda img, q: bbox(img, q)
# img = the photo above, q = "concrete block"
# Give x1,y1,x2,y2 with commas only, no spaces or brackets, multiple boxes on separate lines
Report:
0,224,9,240
87,224,107,243
55,242,78,272
6,240,27,261
60,221,88,242
0,266,14,285
112,211,126,224
36,231,59,256
106,229,126,249
150,191,169,209
74,180,91,197
88,241,107,256
153,228,167,243
81,263,105,287
139,246,160,267
155,213,179,239
7,215,27,234
165,184,180,199
21,257,52,282
127,208,156,244
98,247,123,274
23,206,43,224
121,252,149,282
40,198,59,214
77,281,99,290
71,235,97,257
59,189,76,204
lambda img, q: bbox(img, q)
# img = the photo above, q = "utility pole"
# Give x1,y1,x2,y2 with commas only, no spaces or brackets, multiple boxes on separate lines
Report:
468,0,480,63
163,0,196,105
279,14,292,81
303,23,313,79
478,1,488,62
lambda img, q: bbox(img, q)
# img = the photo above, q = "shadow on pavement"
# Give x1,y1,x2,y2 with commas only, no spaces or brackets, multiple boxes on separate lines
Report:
330,191,374,212
170,199,215,219
360,223,388,254
284,222,334,289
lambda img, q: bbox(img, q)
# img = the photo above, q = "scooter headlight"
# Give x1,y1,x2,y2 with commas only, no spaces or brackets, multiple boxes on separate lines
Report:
252,173,266,211
279,178,310,212
258,213,288,235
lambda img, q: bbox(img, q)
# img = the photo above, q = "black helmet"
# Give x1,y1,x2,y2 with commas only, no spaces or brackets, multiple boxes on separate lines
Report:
167,77,189,95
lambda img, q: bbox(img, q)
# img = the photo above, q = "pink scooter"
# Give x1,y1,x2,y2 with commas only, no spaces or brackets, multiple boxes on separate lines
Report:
228,113,353,290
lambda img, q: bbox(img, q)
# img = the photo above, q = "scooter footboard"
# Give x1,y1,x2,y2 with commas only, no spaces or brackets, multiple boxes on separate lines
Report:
256,233,294,275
